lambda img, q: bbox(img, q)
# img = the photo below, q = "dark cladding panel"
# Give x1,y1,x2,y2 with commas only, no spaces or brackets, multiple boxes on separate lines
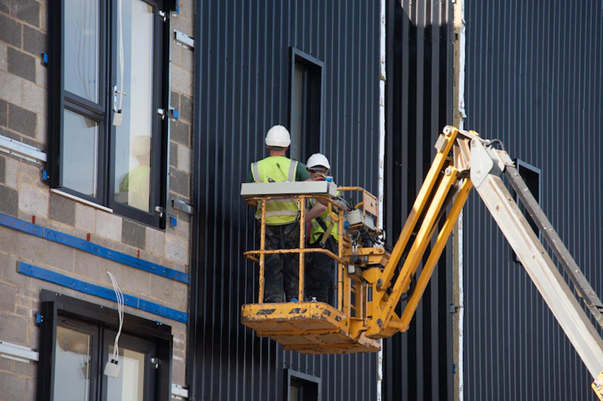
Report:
383,0,454,400
463,0,603,400
191,1,380,400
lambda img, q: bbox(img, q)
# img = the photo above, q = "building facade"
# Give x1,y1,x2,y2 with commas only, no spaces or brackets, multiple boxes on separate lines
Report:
462,0,603,400
0,0,194,399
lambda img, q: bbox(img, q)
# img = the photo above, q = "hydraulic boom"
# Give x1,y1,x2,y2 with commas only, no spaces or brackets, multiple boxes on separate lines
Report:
241,126,603,398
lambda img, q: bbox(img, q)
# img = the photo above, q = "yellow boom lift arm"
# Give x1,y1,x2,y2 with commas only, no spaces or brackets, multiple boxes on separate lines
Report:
241,126,603,399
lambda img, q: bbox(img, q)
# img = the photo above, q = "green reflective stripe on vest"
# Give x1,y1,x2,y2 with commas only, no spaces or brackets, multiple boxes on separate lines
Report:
252,157,300,225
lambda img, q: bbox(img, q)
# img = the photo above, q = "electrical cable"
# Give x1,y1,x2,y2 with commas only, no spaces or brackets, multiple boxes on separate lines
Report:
106,271,124,363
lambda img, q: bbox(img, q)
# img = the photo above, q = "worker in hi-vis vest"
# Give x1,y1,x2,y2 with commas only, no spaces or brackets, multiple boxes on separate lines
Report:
304,153,338,305
246,125,311,303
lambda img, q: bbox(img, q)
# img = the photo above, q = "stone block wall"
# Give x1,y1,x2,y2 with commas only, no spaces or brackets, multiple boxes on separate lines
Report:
0,1,195,399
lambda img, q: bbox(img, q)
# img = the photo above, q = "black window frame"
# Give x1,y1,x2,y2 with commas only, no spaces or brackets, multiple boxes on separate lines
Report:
48,0,172,228
289,48,324,163
512,159,542,263
38,290,173,401
284,369,321,401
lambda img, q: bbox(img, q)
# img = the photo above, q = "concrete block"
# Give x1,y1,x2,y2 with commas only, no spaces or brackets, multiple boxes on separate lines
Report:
0,251,28,288
170,120,189,147
18,183,48,218
171,65,193,96
172,281,188,310
26,377,36,401
0,70,23,105
0,357,11,372
123,267,150,295
0,184,18,216
177,144,191,173
169,167,189,198
16,232,46,262
23,25,47,57
13,0,40,27
172,15,193,37
170,141,178,167
99,260,125,288
150,275,174,302
0,0,8,13
165,234,189,265
35,61,46,88
39,2,47,32
179,0,194,22
13,360,36,377
4,157,18,189
178,46,194,71
75,203,95,232
0,371,27,401
8,103,36,138
0,42,6,72
121,219,145,249
145,226,164,256
0,314,28,345
180,95,193,123
45,242,75,272
22,80,45,115
27,323,38,352
8,47,36,83
172,359,186,386
74,250,101,280
94,211,122,242
49,192,75,226
0,281,16,312
0,99,6,127
0,14,22,48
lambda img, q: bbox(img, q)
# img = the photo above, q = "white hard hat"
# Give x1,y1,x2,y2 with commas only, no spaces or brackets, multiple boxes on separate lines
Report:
265,125,291,147
306,153,330,170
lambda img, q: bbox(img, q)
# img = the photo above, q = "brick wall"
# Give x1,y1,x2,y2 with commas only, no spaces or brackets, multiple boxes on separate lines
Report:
0,0,195,398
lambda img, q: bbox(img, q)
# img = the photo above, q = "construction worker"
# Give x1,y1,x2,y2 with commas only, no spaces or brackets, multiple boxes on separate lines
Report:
304,153,338,304
247,125,311,303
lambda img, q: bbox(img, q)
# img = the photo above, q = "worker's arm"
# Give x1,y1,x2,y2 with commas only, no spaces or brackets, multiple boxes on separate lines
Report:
305,202,327,222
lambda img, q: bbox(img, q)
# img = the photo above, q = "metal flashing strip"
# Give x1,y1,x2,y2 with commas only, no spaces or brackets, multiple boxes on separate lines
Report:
171,384,189,399
0,134,47,164
18,262,188,323
0,341,39,364
0,213,189,284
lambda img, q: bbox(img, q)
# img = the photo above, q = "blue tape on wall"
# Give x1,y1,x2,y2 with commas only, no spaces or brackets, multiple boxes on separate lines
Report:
18,262,188,324
0,213,189,284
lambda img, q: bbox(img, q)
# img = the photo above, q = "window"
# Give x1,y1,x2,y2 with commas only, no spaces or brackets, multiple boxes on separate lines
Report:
285,370,321,401
49,0,174,227
513,160,541,262
289,49,324,162
38,291,172,401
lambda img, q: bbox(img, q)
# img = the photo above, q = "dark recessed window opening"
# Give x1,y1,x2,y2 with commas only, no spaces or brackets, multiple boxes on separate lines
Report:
38,291,172,401
49,0,170,227
285,369,321,401
289,49,324,163
513,160,541,263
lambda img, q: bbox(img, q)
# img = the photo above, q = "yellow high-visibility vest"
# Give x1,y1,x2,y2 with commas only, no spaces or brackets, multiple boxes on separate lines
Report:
251,156,299,225
309,184,340,244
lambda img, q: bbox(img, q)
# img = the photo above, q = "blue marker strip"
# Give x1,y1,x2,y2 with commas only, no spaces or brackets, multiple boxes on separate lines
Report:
0,213,189,284
18,262,188,324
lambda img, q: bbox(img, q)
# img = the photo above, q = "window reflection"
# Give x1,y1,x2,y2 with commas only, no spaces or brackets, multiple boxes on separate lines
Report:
114,0,154,212
63,108,99,197
107,347,145,401
64,0,100,102
54,326,92,401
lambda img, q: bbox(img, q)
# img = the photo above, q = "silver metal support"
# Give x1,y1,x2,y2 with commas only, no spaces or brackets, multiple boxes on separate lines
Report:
0,135,47,164
471,141,603,378
0,341,39,363
171,384,189,399
171,198,194,214
174,30,194,49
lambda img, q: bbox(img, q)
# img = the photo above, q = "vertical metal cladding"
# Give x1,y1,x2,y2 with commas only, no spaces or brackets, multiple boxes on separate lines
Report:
384,1,454,400
191,1,380,400
464,0,603,400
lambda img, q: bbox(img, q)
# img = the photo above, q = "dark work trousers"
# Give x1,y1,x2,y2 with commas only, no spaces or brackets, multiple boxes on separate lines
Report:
305,239,337,305
262,222,300,303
